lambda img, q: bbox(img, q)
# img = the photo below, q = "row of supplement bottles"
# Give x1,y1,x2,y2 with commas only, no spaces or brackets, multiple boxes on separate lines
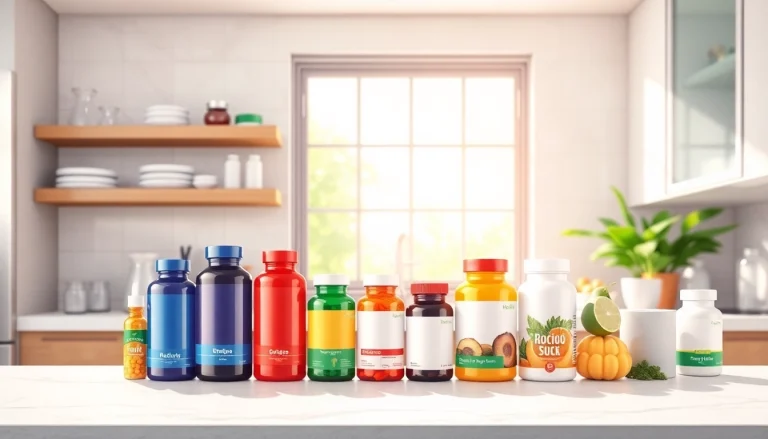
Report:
140,246,308,382
307,275,454,382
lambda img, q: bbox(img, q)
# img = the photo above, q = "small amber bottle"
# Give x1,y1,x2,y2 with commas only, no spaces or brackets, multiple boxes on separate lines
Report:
123,294,147,380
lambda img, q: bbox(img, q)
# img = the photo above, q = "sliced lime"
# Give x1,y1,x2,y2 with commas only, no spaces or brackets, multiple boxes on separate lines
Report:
581,296,621,336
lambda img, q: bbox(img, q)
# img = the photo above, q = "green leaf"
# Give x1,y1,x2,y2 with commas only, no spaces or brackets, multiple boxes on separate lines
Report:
526,315,547,339
519,338,527,360
688,225,737,239
610,186,636,228
598,217,620,228
651,210,673,224
642,215,680,240
681,208,724,234
641,217,651,230
634,241,658,258
606,226,642,247
562,229,605,238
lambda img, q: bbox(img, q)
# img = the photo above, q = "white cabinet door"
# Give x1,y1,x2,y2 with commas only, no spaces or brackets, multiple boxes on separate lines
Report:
743,0,768,179
628,0,667,206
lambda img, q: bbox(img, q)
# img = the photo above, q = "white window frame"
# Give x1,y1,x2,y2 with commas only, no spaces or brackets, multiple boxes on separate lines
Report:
292,56,529,295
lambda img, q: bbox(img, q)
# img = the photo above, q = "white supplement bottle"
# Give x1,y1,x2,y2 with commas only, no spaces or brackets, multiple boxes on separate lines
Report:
245,154,263,189
676,289,723,377
224,154,241,188
517,259,576,382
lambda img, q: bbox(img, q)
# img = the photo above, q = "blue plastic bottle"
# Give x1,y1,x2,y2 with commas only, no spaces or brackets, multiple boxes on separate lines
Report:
196,245,253,381
147,259,196,381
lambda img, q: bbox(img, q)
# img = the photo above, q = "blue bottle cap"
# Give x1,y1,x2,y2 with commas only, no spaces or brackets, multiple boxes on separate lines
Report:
156,259,190,272
205,245,243,259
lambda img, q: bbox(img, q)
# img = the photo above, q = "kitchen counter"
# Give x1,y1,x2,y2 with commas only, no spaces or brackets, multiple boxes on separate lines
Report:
17,311,125,331
0,367,766,439
723,313,768,331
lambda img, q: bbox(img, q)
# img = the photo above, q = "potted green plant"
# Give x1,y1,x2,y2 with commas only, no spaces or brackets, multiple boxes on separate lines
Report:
562,187,736,309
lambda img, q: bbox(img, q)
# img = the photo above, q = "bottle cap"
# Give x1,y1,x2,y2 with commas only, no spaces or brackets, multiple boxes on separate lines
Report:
314,274,349,286
156,258,189,273
464,258,508,273
410,282,449,295
207,100,228,110
205,245,243,259
227,154,239,161
681,289,717,301
363,274,399,287
523,258,569,274
127,294,145,309
263,250,298,263
249,154,261,161
235,113,263,125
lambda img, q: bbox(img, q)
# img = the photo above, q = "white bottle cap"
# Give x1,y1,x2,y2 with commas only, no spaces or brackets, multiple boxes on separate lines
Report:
314,274,350,286
680,289,717,301
227,154,239,161
127,294,145,308
249,154,261,161
523,258,570,274
363,274,399,287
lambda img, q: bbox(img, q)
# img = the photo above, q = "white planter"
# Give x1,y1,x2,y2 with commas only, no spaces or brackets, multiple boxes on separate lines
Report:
619,277,661,310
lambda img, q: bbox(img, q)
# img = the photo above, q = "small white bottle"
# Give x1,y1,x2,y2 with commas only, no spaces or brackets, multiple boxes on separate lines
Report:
245,154,263,189
224,154,241,188
676,289,723,377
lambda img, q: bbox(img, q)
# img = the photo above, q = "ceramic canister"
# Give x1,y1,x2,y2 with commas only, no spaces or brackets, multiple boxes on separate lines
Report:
619,309,676,378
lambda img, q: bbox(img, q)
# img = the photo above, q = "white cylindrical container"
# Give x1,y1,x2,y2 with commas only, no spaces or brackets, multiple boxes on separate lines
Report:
246,154,263,189
619,309,676,378
224,154,241,188
676,289,723,377
517,259,576,382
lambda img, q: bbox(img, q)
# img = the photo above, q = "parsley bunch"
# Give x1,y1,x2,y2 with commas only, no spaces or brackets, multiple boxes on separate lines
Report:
626,360,667,380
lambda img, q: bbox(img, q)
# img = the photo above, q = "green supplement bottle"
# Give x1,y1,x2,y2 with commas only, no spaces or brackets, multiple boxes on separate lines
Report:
308,274,356,381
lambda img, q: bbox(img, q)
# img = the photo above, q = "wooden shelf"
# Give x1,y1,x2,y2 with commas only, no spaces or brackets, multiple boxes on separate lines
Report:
34,188,282,207
34,125,282,148
685,54,736,88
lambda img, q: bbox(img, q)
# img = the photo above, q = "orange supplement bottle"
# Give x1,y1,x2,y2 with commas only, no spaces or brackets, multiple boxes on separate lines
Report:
123,294,147,380
357,275,405,381
455,259,517,382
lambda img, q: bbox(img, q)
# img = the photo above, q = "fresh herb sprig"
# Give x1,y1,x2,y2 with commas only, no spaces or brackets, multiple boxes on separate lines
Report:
626,360,667,380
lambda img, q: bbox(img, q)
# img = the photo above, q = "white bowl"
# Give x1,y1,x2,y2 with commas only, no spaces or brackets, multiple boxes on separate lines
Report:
144,117,189,126
146,105,187,112
139,179,192,188
56,175,117,185
620,277,662,309
193,182,218,189
140,164,194,174
56,167,117,178
56,182,116,188
145,110,189,118
140,172,193,181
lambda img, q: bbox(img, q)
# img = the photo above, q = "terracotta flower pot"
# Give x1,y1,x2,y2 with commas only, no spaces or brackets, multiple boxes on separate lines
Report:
641,272,680,309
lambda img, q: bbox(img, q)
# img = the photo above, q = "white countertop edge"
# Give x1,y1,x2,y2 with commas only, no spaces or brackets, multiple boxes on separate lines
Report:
17,311,126,332
722,314,768,331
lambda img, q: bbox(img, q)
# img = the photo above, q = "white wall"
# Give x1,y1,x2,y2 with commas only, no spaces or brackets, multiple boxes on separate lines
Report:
0,0,13,70
55,15,628,307
15,0,58,314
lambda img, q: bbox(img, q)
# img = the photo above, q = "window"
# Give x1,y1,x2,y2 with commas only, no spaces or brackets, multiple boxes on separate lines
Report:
294,58,528,289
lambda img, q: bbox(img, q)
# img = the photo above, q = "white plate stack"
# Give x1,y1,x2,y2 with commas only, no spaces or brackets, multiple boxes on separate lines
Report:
144,105,189,125
139,164,194,188
56,167,118,188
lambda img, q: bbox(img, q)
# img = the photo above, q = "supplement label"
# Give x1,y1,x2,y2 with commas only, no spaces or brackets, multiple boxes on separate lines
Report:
455,302,517,369
196,344,251,366
676,350,723,367
519,303,575,373
308,310,355,370
148,294,194,369
406,316,454,370
357,311,404,369
148,349,193,368
124,329,146,345
254,345,303,366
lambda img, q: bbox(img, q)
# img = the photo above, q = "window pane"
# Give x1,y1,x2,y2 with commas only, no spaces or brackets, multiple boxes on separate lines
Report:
361,147,409,209
413,78,462,145
361,212,409,275
465,147,515,209
308,212,357,279
412,212,462,280
308,148,357,208
465,212,515,260
413,147,462,209
466,78,515,145
308,78,357,145
360,78,410,145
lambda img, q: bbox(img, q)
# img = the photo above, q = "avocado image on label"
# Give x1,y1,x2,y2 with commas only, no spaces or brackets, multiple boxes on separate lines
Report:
457,338,483,356
480,344,493,356
492,332,517,367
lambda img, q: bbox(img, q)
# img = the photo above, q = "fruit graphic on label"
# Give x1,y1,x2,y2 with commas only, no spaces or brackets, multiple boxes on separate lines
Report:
492,332,517,367
528,316,572,360
480,344,493,356
457,338,483,356
576,334,632,380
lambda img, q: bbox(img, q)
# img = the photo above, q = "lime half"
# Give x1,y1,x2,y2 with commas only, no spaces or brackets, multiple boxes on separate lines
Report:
581,296,621,336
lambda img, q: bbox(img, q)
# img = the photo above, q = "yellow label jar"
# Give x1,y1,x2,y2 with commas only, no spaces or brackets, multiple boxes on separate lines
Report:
455,259,517,382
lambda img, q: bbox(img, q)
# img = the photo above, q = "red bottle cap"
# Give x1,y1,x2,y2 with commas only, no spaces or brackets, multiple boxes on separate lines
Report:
263,250,298,263
410,283,449,295
463,258,508,273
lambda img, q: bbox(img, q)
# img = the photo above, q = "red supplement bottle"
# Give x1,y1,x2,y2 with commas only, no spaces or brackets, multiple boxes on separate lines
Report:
253,250,306,381
357,275,405,381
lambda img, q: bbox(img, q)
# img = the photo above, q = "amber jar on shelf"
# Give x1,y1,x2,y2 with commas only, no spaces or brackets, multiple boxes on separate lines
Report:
204,100,231,125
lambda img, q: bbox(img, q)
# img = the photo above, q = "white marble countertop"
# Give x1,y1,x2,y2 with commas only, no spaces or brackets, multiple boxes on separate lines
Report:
0,366,766,427
722,313,768,331
16,311,126,331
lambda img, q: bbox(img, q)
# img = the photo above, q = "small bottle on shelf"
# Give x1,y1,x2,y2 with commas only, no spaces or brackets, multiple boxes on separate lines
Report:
245,154,263,189
224,154,241,189
124,294,147,380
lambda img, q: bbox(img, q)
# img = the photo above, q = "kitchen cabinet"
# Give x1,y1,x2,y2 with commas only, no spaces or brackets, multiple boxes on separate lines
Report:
19,331,122,365
723,332,768,365
742,0,768,179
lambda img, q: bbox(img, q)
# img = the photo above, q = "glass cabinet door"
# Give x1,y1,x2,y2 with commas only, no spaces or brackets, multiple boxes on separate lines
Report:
670,0,741,186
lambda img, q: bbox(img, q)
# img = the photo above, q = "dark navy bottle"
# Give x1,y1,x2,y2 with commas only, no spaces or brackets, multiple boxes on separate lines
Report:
196,245,253,381
147,259,196,381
